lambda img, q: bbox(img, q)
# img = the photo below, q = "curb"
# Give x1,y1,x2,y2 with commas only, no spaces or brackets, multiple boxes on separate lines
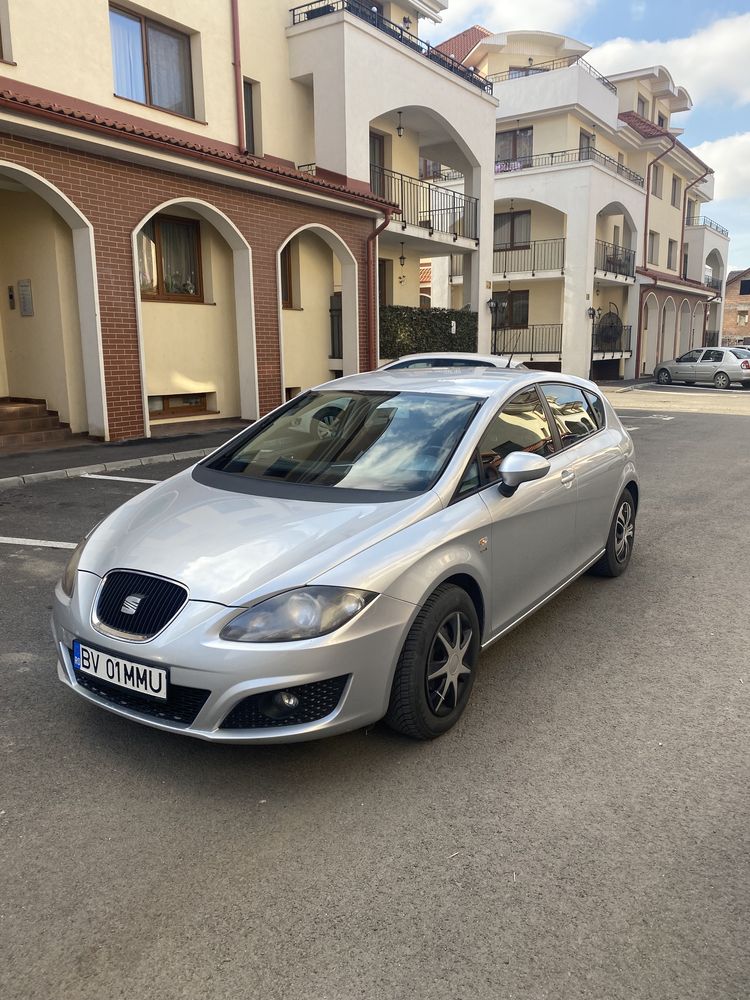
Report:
0,447,215,492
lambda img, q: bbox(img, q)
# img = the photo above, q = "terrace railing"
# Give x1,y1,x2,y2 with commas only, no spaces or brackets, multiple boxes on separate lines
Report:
290,1,493,92
488,55,617,94
593,324,632,354
492,324,563,357
493,238,565,275
371,164,478,240
686,216,729,237
494,147,644,187
594,240,636,278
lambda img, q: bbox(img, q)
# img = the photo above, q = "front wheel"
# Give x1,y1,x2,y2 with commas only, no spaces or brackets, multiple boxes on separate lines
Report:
590,488,636,578
656,368,672,385
714,372,731,390
385,584,480,739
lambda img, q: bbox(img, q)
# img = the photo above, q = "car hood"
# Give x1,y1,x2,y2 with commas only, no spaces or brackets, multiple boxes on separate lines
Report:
80,468,441,606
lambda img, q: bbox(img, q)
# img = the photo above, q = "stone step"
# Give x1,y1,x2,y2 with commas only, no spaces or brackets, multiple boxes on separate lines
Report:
0,402,49,420
0,415,60,435
0,426,73,450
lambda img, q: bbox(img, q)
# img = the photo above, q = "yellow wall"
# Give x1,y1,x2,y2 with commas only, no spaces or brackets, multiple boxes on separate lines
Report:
0,297,7,397
141,222,240,415
370,116,420,176
646,155,686,274
378,245,420,306
282,231,336,390
0,190,86,430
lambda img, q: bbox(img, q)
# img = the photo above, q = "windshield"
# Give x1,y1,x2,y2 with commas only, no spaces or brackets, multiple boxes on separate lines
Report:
208,390,480,494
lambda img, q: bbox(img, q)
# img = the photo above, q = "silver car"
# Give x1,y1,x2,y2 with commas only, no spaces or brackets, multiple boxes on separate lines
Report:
655,347,750,389
52,370,638,743
381,352,527,370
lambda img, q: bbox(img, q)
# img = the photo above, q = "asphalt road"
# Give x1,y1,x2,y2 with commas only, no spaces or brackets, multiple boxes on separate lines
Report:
1,409,748,1000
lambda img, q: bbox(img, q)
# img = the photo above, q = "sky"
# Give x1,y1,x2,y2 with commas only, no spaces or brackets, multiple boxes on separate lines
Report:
422,1,750,270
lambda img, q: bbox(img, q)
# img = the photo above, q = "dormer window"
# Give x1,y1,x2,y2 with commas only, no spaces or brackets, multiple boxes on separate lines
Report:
637,94,647,117
658,112,667,128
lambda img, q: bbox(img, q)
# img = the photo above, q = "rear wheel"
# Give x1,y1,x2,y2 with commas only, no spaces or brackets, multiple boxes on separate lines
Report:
385,584,480,740
590,488,636,578
656,368,672,385
714,371,731,390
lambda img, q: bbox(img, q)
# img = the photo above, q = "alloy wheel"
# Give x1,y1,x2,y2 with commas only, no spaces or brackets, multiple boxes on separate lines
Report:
425,611,473,717
657,369,671,384
714,372,730,390
315,413,339,439
614,499,634,564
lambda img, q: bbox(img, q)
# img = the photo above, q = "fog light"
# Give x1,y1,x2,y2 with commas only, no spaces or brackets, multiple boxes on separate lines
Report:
259,689,301,720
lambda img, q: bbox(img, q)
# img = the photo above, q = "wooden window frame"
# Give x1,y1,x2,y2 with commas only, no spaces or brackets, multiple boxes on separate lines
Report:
140,214,203,302
110,4,195,120
148,392,209,418
280,244,293,309
494,210,531,250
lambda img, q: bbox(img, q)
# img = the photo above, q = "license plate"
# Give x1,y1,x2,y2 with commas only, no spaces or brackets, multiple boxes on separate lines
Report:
72,641,168,701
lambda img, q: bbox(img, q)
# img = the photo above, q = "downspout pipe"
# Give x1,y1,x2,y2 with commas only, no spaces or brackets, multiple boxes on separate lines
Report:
366,209,394,369
231,0,245,152
680,167,713,277
634,273,658,379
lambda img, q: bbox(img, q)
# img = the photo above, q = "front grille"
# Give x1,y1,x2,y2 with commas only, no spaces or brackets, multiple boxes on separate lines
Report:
94,570,188,639
220,675,350,729
73,663,210,725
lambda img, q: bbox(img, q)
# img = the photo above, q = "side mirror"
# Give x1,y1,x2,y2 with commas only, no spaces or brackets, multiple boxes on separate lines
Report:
498,451,551,495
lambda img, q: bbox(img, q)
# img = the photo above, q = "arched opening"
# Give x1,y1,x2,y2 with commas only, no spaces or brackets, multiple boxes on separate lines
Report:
704,248,725,290
641,292,659,375
677,299,692,356
659,297,676,363
693,302,706,348
0,161,106,440
277,224,358,398
131,199,256,436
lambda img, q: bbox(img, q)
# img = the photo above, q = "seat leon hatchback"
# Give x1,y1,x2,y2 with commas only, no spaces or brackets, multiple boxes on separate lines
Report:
53,369,639,743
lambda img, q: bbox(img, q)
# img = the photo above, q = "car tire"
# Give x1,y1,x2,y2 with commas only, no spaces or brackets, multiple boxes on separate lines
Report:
313,406,341,439
656,368,672,385
590,488,636,578
713,372,731,390
385,584,480,740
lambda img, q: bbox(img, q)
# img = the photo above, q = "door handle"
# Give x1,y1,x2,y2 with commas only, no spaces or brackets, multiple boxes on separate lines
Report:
560,470,576,487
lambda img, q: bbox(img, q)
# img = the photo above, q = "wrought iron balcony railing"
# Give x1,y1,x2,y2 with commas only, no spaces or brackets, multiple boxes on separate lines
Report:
290,1,493,92
488,55,617,94
593,324,632,354
704,276,722,291
686,216,729,237
371,164,479,240
450,254,464,278
594,240,636,278
492,324,563,357
494,147,645,187
493,238,565,275
705,330,720,347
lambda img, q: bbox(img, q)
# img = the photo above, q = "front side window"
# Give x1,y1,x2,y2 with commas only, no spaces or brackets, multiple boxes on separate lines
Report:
677,350,702,363
110,6,194,118
540,384,599,447
476,387,556,483
138,215,201,300
208,391,481,496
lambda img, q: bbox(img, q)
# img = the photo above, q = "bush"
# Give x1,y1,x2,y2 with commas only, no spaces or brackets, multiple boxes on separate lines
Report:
379,305,478,360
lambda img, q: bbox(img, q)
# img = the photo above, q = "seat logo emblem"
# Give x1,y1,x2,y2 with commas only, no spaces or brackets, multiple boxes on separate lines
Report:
121,594,145,615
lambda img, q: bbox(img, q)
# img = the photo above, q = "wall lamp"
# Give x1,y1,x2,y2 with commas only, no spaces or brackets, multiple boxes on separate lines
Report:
399,242,406,268
396,111,404,138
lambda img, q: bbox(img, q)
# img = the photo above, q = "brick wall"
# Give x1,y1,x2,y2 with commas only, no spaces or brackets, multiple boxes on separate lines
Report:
0,132,376,439
722,275,750,345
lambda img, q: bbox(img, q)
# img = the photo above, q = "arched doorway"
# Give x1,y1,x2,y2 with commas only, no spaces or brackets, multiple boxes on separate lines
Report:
693,302,705,348
677,299,692,356
659,297,676,362
277,224,358,399
131,199,256,436
641,293,659,375
0,161,106,437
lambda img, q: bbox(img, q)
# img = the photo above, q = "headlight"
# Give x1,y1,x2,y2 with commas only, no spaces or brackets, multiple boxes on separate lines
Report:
220,586,376,643
60,523,98,597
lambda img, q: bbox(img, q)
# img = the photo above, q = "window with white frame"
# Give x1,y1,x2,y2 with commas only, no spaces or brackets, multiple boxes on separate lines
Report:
671,174,682,209
652,163,663,198
667,239,678,271
648,231,660,266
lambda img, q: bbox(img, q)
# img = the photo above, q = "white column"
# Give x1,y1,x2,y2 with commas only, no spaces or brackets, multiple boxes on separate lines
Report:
464,162,494,353
430,256,450,308
561,207,598,378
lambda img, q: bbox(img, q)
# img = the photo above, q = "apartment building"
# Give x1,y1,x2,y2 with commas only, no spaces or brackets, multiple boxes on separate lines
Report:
432,29,729,379
0,0,495,443
721,269,750,346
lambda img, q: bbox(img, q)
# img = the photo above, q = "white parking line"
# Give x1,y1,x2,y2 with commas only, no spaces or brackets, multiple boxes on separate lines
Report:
624,425,640,431
0,536,77,550
81,473,160,485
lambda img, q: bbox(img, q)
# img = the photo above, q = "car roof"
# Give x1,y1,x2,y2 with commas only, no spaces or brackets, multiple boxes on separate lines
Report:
314,367,599,401
386,352,515,365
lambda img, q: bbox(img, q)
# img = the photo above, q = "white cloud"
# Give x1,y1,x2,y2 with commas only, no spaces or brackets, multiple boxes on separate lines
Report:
691,133,750,202
421,0,600,42
590,14,750,107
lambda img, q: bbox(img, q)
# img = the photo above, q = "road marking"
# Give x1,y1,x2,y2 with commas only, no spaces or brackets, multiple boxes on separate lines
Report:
644,414,675,420
81,473,160,484
624,426,640,431
0,536,77,550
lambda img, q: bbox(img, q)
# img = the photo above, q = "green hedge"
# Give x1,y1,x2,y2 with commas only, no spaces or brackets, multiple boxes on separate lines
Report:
379,305,478,359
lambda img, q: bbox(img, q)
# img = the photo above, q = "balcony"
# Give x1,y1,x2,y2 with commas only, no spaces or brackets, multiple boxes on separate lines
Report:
704,275,722,292
705,329,720,347
371,164,479,240
492,324,563,357
687,216,729,238
289,1,492,92
493,238,565,276
494,148,644,188
488,55,616,95
450,254,464,278
593,324,632,354
594,240,636,279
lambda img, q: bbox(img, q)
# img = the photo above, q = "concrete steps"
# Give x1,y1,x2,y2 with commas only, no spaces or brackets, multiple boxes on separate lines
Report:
0,399,73,451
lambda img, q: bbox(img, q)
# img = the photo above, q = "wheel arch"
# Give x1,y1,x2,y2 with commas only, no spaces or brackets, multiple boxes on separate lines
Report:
625,480,639,511
439,573,486,638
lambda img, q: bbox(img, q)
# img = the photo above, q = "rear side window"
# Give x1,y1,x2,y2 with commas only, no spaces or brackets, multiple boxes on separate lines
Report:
584,390,606,428
540,384,599,447
729,349,750,359
700,350,723,363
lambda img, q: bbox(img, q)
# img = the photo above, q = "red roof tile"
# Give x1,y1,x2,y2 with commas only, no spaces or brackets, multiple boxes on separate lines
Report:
618,111,711,172
0,82,394,211
435,25,492,64
637,267,718,294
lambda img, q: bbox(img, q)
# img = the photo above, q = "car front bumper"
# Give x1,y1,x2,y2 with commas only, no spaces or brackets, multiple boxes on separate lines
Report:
52,570,418,743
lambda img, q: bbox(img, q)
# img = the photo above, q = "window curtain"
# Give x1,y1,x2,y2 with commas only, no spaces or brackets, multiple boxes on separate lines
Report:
160,220,199,295
513,211,531,246
494,212,511,247
110,9,146,103
147,23,194,117
137,221,158,294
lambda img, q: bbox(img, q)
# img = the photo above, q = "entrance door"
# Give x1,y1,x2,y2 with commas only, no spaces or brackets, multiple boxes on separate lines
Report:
329,292,342,360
